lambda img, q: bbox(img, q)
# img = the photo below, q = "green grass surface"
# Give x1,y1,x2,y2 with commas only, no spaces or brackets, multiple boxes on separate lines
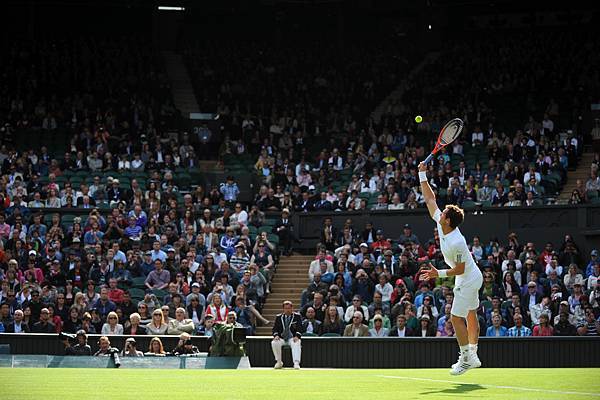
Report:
1,368,599,400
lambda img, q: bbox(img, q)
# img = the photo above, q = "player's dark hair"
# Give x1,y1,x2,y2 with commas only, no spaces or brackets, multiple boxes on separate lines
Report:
445,205,464,228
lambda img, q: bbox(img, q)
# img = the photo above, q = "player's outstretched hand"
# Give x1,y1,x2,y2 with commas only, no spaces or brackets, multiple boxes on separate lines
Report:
419,263,439,281
418,162,427,172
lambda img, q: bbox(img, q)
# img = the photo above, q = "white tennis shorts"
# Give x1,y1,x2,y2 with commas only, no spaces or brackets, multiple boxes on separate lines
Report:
451,278,482,318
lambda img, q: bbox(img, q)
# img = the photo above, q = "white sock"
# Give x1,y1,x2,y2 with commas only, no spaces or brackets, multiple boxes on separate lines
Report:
469,344,478,354
459,344,469,354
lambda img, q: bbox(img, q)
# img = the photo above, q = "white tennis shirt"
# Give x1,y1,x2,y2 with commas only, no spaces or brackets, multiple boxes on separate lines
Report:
433,209,482,288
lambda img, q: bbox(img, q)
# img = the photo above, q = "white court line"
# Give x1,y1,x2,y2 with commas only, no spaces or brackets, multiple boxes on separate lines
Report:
377,375,600,397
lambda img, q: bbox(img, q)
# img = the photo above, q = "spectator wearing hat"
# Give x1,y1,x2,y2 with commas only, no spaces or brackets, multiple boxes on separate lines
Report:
369,314,389,337
220,176,240,207
273,208,294,256
186,282,207,308
377,249,397,275
398,224,420,246
416,314,436,337
24,250,44,282
230,243,250,276
355,242,375,266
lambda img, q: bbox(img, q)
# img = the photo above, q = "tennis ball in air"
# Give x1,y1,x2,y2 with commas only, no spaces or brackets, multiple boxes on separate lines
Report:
415,115,423,123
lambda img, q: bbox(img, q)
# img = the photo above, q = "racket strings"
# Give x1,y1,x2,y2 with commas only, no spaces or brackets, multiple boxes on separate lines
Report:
440,120,463,145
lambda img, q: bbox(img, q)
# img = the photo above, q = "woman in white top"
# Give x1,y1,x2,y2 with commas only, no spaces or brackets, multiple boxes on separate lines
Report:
563,264,584,292
101,311,124,335
145,309,168,335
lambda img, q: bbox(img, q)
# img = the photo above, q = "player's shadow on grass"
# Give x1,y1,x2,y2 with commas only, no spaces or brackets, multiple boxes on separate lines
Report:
420,383,486,397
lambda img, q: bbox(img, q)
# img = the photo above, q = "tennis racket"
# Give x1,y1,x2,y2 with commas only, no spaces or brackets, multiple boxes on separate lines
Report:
423,118,464,164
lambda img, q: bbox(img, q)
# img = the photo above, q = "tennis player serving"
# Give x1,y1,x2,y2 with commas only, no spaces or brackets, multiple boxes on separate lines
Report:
418,161,483,375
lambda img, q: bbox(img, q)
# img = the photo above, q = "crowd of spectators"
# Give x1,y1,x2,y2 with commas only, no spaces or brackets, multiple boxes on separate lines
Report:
294,220,600,337
0,36,282,338
216,28,600,214
0,26,599,344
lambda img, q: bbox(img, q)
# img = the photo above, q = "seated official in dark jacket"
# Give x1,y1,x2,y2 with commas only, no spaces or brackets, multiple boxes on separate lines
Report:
271,300,303,369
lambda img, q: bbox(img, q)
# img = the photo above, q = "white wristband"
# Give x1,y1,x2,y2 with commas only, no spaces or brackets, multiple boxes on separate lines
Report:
438,270,447,278
419,171,428,183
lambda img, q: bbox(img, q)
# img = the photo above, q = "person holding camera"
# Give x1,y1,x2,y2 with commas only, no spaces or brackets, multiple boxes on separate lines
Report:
62,329,92,356
171,332,200,356
121,337,144,357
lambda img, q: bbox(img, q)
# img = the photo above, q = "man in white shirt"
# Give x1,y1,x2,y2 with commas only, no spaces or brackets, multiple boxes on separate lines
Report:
418,162,483,375
308,254,333,282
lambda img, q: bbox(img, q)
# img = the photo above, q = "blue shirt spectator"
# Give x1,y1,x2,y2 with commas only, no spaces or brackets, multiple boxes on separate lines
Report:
220,177,240,202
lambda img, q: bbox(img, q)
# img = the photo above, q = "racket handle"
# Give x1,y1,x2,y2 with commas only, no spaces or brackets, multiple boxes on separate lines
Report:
423,153,435,164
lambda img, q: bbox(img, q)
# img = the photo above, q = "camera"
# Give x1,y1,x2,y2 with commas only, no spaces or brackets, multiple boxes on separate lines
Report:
233,327,247,345
59,332,77,343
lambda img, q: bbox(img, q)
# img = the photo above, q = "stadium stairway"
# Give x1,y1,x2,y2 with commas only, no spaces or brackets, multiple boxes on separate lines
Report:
557,151,597,202
254,255,314,336
162,51,200,118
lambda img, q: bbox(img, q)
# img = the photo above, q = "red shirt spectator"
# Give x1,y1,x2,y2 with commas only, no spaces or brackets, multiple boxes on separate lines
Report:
107,278,125,304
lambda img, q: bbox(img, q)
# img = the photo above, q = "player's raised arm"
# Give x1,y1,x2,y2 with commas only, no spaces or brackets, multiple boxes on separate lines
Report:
418,162,440,220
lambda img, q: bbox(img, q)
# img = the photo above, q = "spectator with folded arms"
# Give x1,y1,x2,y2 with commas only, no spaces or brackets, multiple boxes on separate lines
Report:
167,307,195,335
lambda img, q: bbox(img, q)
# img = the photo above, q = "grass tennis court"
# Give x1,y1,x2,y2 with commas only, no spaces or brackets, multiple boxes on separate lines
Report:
1,368,599,400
